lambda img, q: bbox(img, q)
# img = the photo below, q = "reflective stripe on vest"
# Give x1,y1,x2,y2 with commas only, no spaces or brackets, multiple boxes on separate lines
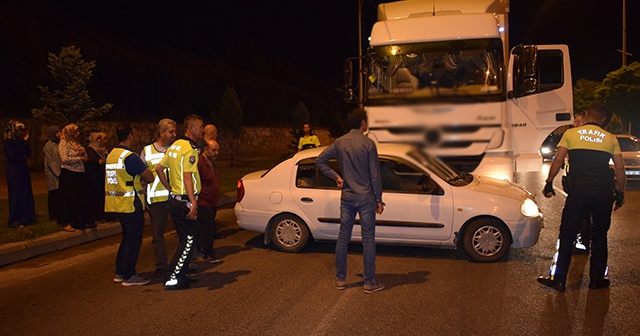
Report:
144,144,170,204
105,148,144,213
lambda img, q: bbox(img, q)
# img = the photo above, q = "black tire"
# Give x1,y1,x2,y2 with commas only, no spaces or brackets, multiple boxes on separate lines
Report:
461,218,512,262
269,214,310,253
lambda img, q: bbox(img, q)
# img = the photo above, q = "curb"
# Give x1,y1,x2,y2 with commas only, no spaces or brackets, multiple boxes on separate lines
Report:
0,192,237,267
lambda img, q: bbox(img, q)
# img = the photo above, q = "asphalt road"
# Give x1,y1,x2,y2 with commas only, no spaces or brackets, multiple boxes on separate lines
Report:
1,169,639,335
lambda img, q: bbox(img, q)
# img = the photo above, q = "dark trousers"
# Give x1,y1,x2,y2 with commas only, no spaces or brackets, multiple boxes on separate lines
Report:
196,205,218,258
47,189,60,220
148,201,170,270
553,179,614,284
167,199,198,284
57,168,89,229
115,202,145,280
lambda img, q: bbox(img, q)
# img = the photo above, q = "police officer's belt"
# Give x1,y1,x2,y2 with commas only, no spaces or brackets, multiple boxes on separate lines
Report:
106,190,144,197
171,194,198,202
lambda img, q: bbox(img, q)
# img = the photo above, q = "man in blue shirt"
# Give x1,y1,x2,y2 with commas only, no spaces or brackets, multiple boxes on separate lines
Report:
105,123,154,286
315,108,385,294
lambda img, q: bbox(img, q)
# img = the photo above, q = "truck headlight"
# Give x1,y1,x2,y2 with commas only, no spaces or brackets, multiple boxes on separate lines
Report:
540,147,552,155
521,198,540,218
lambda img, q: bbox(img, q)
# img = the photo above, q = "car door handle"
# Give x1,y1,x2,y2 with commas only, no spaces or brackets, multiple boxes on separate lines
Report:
300,197,313,203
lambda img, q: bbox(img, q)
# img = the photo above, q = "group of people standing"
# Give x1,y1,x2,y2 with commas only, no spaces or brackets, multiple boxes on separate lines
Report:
3,121,107,230
107,116,221,289
55,124,109,231
3,116,221,290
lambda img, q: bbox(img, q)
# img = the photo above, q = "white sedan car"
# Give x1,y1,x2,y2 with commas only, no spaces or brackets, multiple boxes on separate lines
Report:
235,144,543,262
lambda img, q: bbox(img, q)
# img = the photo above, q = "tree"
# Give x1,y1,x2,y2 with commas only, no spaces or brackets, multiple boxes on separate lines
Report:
596,62,640,132
31,46,112,127
573,79,601,113
605,113,623,134
289,101,310,150
218,86,243,156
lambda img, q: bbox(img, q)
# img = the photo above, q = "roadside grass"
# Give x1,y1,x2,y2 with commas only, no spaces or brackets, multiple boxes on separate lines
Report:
0,194,60,245
0,150,291,245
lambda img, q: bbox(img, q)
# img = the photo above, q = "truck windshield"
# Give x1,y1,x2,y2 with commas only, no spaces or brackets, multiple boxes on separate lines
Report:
366,39,503,101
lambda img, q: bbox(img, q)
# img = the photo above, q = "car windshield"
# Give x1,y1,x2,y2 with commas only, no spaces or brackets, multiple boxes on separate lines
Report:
617,137,640,152
407,149,472,186
365,39,504,102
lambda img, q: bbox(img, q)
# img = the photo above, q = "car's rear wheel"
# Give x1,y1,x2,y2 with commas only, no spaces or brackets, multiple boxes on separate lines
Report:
461,218,511,262
270,214,310,253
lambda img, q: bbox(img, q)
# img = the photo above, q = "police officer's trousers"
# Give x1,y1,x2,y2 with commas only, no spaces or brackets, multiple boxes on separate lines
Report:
166,199,198,285
553,179,614,284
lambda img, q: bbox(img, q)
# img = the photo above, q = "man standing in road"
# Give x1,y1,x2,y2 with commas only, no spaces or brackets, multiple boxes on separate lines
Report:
105,123,154,287
194,139,222,263
156,114,204,290
537,102,626,292
140,118,177,278
315,108,385,294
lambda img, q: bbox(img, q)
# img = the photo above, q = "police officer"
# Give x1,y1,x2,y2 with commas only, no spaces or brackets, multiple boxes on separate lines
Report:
105,123,154,286
566,111,591,254
155,114,204,290
140,118,177,278
537,102,626,292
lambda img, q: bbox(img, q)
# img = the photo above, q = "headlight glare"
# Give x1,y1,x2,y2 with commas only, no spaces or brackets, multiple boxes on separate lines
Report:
521,198,540,217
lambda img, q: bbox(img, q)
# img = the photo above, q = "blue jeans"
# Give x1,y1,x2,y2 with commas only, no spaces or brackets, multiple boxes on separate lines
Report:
336,197,377,285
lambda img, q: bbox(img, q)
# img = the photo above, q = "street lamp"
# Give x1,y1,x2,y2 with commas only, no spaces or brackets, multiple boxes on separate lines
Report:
358,0,364,107
617,0,632,66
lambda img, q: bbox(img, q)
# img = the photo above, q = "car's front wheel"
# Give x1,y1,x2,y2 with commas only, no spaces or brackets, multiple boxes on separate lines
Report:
269,214,310,253
461,218,512,262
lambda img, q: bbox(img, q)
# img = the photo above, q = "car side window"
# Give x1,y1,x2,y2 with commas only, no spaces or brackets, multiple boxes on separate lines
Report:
296,158,341,189
379,158,444,195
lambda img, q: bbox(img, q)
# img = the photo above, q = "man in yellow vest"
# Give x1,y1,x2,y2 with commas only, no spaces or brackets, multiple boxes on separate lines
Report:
105,123,154,287
140,118,177,278
156,114,204,290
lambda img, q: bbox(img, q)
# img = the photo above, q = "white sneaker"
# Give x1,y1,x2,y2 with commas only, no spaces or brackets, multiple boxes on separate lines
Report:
122,274,151,287
113,274,124,283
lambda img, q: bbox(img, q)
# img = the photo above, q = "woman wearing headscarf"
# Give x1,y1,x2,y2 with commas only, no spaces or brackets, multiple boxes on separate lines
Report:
43,125,62,220
85,131,108,224
57,123,89,231
3,120,36,228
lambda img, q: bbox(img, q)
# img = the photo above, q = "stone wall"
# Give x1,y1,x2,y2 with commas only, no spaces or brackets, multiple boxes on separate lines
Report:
0,118,333,171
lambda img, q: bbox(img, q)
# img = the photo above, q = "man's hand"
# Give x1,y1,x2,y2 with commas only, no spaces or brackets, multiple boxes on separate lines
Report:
187,202,198,220
613,191,625,211
335,176,343,188
543,182,555,198
376,202,384,215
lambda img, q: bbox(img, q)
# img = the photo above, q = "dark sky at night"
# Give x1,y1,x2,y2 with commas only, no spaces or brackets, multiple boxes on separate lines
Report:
12,0,640,89
45,0,639,86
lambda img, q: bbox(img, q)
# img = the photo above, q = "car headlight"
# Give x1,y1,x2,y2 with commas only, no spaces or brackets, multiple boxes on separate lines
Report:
521,198,540,218
540,147,552,155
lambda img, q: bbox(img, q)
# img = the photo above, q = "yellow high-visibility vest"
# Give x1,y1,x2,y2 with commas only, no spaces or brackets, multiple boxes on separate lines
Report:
105,148,144,213
143,144,170,204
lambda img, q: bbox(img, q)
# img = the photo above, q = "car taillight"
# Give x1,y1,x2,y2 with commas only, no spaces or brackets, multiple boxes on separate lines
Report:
237,180,245,203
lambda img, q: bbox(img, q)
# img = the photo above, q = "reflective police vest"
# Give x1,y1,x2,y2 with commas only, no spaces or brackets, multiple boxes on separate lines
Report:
105,148,144,213
143,144,170,204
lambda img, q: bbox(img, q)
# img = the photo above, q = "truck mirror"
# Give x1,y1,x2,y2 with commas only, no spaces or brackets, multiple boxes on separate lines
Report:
512,45,539,98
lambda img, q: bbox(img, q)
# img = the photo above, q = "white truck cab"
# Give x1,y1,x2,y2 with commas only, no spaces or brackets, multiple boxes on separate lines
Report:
346,0,573,181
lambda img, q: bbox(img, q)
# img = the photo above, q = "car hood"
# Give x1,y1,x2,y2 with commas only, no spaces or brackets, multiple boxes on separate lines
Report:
464,175,531,202
621,151,640,165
